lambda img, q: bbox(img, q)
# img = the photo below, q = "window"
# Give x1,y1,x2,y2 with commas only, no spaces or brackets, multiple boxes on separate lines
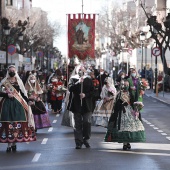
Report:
6,0,13,6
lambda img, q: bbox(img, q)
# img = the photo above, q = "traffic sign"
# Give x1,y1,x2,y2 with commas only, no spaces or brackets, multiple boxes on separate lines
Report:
152,47,161,56
111,51,116,56
8,45,16,55
128,48,133,55
38,51,44,57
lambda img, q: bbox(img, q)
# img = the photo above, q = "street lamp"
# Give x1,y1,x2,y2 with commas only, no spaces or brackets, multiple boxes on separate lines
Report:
116,55,120,72
112,66,116,82
3,25,11,68
140,31,145,72
121,40,125,71
18,32,23,54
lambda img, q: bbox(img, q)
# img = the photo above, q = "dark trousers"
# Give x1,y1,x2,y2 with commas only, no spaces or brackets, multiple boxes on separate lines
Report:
51,100,62,112
56,99,62,112
73,112,91,145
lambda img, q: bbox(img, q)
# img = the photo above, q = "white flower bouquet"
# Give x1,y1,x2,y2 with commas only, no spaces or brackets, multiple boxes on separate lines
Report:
133,102,144,120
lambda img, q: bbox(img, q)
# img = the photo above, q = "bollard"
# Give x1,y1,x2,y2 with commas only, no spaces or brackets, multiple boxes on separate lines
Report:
156,84,158,97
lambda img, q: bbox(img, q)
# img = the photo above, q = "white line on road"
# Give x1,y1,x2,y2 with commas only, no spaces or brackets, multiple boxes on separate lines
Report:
153,127,159,130
53,120,57,123
157,130,163,133
146,122,151,125
41,138,48,144
32,153,41,162
161,133,167,136
48,127,53,132
166,137,170,140
56,114,60,117
150,125,154,127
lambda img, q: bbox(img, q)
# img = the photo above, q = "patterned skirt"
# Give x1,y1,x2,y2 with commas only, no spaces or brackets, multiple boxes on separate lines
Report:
91,99,114,127
0,98,36,143
33,113,51,129
104,105,146,143
0,122,36,143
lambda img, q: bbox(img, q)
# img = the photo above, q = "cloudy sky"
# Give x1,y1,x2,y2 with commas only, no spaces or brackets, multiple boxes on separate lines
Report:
32,0,124,56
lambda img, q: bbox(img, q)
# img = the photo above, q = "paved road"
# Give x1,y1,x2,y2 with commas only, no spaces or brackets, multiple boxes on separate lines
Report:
0,96,170,170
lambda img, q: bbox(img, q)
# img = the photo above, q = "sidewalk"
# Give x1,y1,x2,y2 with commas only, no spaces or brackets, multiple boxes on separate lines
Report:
145,89,170,105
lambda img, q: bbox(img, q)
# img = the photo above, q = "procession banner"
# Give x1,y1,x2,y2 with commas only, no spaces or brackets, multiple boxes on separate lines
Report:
68,14,96,60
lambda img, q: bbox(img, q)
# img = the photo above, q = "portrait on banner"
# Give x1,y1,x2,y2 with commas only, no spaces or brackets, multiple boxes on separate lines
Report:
68,14,96,60
73,22,91,52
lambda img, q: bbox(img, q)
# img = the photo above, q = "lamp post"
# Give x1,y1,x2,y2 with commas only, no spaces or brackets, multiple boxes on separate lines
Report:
127,55,130,75
121,39,125,71
112,66,115,83
140,31,145,72
18,32,23,54
116,55,120,73
3,25,10,68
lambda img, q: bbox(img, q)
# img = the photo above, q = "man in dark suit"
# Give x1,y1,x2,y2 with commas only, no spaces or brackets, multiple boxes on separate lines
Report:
68,67,94,149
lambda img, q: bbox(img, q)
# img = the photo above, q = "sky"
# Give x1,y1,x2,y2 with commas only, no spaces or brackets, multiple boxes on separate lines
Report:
32,0,124,56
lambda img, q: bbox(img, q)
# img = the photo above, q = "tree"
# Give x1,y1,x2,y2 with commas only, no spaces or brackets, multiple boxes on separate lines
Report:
96,1,149,54
3,7,62,54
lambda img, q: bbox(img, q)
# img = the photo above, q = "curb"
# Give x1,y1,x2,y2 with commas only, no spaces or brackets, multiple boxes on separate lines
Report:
145,94,170,107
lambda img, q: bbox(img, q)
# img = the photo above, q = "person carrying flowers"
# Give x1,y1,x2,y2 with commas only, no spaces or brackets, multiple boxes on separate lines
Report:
25,74,51,131
104,80,146,150
92,77,116,127
50,76,66,114
127,69,144,105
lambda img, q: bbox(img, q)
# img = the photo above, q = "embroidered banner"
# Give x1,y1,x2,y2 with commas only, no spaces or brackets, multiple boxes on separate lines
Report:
68,14,96,60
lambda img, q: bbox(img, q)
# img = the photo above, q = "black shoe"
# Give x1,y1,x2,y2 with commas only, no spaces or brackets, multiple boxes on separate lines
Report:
123,145,127,150
6,147,11,153
83,140,90,148
127,143,131,149
75,144,82,149
11,145,17,152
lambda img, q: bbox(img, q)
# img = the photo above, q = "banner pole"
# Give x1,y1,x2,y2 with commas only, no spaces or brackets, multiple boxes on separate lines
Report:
80,0,84,106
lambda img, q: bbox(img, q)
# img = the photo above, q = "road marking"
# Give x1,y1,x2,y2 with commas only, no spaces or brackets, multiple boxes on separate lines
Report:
161,133,167,136
56,114,60,117
157,130,163,133
99,149,170,156
0,160,91,169
32,153,41,162
26,142,29,144
41,138,48,144
146,122,151,125
101,142,170,151
153,127,159,129
166,137,170,140
53,120,57,123
48,127,53,132
150,125,154,127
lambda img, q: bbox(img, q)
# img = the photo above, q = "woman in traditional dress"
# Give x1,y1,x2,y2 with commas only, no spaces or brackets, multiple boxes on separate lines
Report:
50,75,66,114
40,78,47,103
92,77,117,127
25,74,51,130
115,71,126,91
104,80,146,150
127,68,143,104
0,65,36,152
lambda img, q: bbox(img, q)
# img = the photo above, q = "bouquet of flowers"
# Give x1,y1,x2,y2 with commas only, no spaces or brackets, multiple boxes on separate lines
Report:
108,87,116,96
133,101,144,120
140,78,149,91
